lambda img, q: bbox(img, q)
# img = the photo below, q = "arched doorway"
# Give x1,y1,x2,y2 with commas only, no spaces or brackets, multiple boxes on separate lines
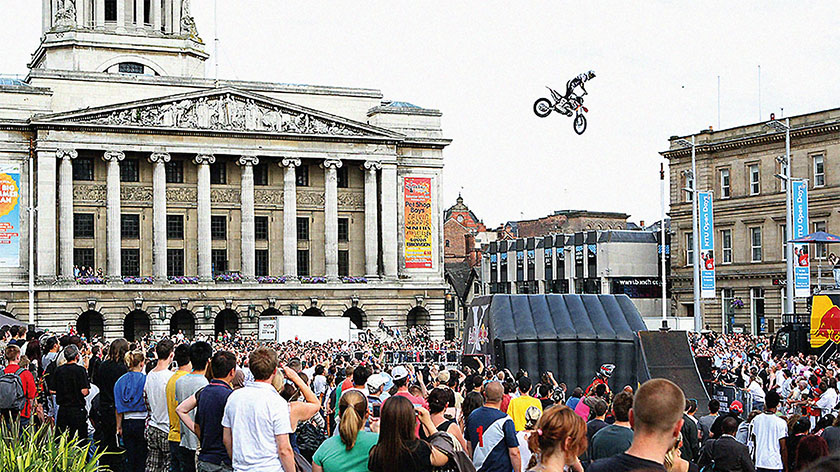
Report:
260,308,282,318
302,307,324,317
77,310,104,340
214,309,239,337
124,310,151,341
406,306,430,328
170,309,195,338
342,307,365,330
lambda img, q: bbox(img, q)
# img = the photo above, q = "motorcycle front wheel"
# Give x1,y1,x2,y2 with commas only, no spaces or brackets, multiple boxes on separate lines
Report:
573,114,587,135
533,98,552,118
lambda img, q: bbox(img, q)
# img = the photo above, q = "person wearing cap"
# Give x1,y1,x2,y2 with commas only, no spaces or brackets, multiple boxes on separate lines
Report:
50,344,91,442
391,365,428,410
515,406,542,471
710,400,743,439
506,376,542,432
366,374,387,418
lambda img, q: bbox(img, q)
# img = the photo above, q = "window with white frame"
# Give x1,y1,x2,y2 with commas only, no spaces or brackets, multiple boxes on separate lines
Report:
722,287,734,332
750,226,762,262
748,164,760,195
814,221,827,259
814,154,825,187
779,159,788,191
780,224,787,261
685,232,694,267
721,229,732,264
720,168,730,198
684,172,694,203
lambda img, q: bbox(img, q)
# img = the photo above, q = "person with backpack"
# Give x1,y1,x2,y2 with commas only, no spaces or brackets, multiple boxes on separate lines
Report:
1,344,37,428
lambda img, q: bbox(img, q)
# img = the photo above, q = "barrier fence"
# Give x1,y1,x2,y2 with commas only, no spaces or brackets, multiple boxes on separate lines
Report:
352,350,462,367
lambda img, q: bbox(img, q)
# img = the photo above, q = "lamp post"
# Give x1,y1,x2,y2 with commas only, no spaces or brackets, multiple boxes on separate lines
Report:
660,162,669,331
766,117,794,317
675,136,701,333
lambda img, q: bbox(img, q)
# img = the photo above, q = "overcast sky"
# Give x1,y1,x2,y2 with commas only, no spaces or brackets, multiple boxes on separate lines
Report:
2,1,840,228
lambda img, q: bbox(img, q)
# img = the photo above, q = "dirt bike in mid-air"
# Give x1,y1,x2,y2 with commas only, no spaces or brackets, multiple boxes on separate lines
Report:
533,87,588,135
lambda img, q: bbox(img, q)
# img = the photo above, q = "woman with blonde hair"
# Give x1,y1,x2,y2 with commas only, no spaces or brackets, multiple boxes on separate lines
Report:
114,350,148,472
663,433,698,472
312,390,379,472
526,405,587,471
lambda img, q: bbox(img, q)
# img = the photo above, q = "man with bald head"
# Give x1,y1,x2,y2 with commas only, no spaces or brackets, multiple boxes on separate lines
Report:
589,378,686,472
465,381,522,472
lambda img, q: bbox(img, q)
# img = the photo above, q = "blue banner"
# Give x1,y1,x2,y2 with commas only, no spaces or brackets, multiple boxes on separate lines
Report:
792,180,810,298
0,163,20,268
698,192,715,298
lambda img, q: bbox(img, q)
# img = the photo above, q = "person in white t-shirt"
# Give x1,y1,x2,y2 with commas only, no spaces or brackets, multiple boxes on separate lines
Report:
751,390,787,472
745,375,766,412
143,340,175,472
222,347,295,472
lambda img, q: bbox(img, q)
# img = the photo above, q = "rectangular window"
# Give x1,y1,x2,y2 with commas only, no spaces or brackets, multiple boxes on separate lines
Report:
684,172,694,203
121,248,140,276
814,154,825,187
74,248,94,269
210,161,226,184
781,224,787,260
255,249,269,277
722,287,734,334
166,214,184,239
74,213,95,238
120,158,139,182
296,165,309,186
297,249,309,277
685,232,694,267
338,218,349,242
751,227,762,262
751,287,766,335
814,221,827,259
720,169,730,198
167,249,184,277
105,0,117,21
721,229,732,264
73,158,94,181
780,159,788,192
337,166,349,188
748,164,760,195
338,250,349,277
165,160,184,183
297,217,309,241
211,215,227,240
255,216,269,240
120,214,140,239
254,162,269,186
211,249,227,274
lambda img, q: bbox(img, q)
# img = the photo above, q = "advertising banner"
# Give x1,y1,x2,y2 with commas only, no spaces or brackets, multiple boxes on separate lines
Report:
463,296,492,357
792,180,810,298
404,177,433,269
0,163,21,268
697,191,716,298
810,294,840,349
258,317,278,342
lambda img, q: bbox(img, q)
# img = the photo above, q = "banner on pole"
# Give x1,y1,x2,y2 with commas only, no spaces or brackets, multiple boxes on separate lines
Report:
0,163,21,268
792,180,810,298
698,191,715,298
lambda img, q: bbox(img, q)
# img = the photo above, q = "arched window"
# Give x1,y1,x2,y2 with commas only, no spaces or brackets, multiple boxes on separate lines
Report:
170,309,196,338
77,310,105,340
124,310,151,341
214,309,239,337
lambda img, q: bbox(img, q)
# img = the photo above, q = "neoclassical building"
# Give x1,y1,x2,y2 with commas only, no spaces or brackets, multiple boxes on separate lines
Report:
0,1,449,340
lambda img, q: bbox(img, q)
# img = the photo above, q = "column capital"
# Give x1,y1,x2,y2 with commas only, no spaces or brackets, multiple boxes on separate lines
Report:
194,154,216,165
280,157,301,168
363,160,382,172
103,150,125,162
149,152,171,164
56,149,78,160
238,155,260,167
323,158,343,170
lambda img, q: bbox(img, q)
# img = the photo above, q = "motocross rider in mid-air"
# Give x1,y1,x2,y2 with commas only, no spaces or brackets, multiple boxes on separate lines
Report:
565,70,596,102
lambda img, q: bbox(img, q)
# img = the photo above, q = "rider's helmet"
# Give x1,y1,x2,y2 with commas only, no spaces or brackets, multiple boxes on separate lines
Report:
585,70,596,80
599,363,615,379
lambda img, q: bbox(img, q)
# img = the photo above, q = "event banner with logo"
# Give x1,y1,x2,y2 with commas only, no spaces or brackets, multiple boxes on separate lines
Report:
404,177,433,269
698,191,716,298
792,180,810,298
0,164,21,268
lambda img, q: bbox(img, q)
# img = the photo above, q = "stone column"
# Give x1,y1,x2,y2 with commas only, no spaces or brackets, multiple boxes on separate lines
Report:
363,160,381,278
238,156,259,282
281,158,301,278
36,151,57,283
116,0,126,30
103,150,125,283
76,0,86,27
42,0,52,33
171,0,181,35
323,159,342,280
95,0,105,28
195,154,215,282
149,152,170,282
135,0,144,28
152,0,161,31
380,163,398,278
57,149,78,283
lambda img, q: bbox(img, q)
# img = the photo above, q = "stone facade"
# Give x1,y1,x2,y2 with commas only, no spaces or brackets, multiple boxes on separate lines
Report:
0,2,450,340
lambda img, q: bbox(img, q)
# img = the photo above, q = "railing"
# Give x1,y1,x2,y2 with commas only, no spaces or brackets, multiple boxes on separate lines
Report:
352,350,462,367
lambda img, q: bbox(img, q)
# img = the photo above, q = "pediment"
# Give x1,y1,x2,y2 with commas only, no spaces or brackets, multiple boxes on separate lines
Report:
33,87,403,139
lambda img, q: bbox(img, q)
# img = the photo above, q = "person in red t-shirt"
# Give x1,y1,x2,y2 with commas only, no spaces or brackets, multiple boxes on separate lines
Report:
3,344,37,428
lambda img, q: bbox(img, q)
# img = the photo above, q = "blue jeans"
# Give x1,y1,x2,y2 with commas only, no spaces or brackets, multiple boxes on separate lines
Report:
122,419,147,472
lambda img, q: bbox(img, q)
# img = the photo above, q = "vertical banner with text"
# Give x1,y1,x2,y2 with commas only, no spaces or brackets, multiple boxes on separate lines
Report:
404,177,433,269
0,163,21,268
792,180,810,298
698,191,716,298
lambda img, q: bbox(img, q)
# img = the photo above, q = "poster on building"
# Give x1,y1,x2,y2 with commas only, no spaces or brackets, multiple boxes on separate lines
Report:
0,163,21,268
792,180,810,298
698,191,716,298
404,177,433,268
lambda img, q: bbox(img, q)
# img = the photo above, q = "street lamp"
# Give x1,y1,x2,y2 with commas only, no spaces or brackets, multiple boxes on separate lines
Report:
674,136,702,333
765,117,794,318
660,162,669,331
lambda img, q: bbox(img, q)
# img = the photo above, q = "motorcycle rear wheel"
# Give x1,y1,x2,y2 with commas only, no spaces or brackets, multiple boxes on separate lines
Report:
533,98,552,118
573,114,587,135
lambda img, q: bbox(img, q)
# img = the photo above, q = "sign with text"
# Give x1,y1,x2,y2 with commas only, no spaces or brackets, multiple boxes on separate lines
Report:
258,316,278,342
0,164,21,268
697,191,715,298
404,177,433,268
792,180,810,298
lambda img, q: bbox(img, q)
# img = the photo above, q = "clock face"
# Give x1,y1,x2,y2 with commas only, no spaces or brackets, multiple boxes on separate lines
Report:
457,215,464,223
